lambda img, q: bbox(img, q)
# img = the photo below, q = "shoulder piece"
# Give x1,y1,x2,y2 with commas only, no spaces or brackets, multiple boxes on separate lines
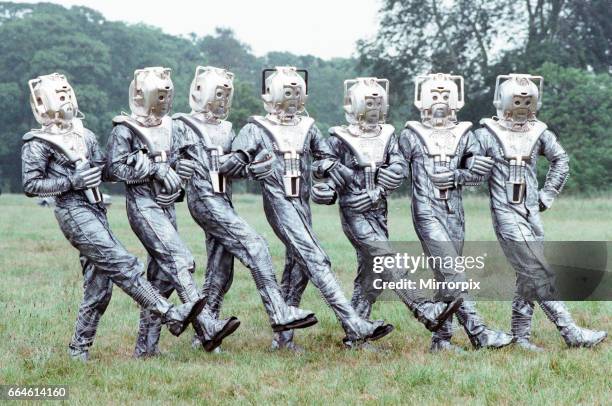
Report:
113,115,173,154
331,124,395,167
405,121,471,158
23,119,88,162
174,113,233,153
250,115,314,153
480,118,547,160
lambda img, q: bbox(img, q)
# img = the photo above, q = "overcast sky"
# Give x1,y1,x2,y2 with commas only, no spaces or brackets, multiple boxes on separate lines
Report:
16,0,382,59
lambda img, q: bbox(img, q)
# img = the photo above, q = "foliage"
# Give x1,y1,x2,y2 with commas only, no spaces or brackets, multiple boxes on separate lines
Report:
535,63,612,192
0,3,354,192
358,0,612,193
0,1,609,194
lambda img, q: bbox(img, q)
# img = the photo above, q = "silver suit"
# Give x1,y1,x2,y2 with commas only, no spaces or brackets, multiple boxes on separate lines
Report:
172,66,317,350
229,67,394,350
106,67,237,357
22,73,205,361
315,78,461,347
477,73,607,350
400,73,512,351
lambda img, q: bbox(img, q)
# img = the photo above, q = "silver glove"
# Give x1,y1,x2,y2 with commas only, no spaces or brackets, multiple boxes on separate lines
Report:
344,190,374,213
538,189,556,212
176,159,197,181
219,151,248,177
248,149,276,180
377,167,404,190
429,171,455,190
311,182,336,205
155,190,182,207
468,155,494,176
154,164,181,194
328,163,354,189
70,166,102,190
128,150,151,180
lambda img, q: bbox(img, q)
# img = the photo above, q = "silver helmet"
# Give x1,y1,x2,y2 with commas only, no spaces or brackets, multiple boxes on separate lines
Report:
343,77,389,129
494,74,543,124
261,66,308,120
129,67,174,125
414,73,464,125
189,66,234,120
29,73,79,127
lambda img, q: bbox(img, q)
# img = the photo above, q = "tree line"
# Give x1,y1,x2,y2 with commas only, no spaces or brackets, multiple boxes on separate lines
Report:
0,1,609,194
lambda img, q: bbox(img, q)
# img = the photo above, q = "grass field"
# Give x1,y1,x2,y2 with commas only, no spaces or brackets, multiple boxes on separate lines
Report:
0,192,610,404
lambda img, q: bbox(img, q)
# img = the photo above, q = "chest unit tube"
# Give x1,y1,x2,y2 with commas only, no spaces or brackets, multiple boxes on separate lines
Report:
364,163,378,191
208,146,226,194
283,150,301,197
506,156,527,204
433,154,451,200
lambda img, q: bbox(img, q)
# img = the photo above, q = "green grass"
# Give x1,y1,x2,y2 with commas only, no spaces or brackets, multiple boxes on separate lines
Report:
0,193,610,405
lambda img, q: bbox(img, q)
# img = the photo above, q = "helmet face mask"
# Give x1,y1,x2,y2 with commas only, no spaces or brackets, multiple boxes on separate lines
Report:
261,66,308,121
414,73,464,126
129,67,174,125
190,66,234,120
29,73,79,128
363,94,384,125
343,77,389,130
278,84,303,116
494,74,543,125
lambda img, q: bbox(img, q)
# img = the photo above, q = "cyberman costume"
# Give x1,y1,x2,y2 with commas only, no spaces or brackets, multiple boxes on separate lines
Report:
22,73,205,361
476,74,607,350
106,67,239,357
171,66,317,350
222,66,394,350
399,73,513,351
311,77,462,346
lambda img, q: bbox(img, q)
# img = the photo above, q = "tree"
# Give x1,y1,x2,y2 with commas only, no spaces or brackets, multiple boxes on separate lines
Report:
358,0,612,193
0,3,358,192
535,63,612,193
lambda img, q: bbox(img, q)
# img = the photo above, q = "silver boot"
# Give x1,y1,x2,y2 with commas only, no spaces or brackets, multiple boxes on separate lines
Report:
309,272,394,344
193,310,241,353
258,286,317,332
163,300,207,337
171,268,241,352
455,302,512,349
540,301,607,348
68,305,104,360
511,298,543,352
430,316,464,353
124,277,206,337
410,299,463,332
271,330,305,353
133,308,163,358
68,347,89,362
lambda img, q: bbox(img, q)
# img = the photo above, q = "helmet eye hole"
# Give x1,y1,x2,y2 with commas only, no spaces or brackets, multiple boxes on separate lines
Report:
443,95,449,101
514,100,520,105
196,85,201,91
159,95,165,101
285,90,292,97
432,95,438,101
525,100,531,106
59,95,66,101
